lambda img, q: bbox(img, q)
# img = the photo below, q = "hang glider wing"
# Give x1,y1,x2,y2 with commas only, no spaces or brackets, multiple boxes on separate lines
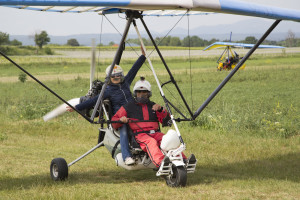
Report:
203,42,285,51
0,0,300,22
2,5,213,16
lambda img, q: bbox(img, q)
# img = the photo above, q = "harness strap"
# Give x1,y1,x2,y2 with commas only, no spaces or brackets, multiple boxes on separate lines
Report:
134,129,160,135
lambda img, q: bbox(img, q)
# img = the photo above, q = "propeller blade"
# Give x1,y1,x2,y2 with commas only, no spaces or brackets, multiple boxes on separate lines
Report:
43,98,80,122
90,39,96,90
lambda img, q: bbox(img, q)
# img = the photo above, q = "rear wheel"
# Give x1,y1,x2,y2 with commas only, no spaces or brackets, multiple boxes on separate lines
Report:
50,158,68,181
165,165,187,187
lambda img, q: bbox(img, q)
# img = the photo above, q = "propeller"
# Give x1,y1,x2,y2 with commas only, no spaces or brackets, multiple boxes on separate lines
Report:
227,32,232,63
90,39,96,90
43,40,97,122
43,98,80,121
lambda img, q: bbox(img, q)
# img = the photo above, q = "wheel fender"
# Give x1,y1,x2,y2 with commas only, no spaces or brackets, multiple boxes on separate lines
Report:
160,129,180,151
171,160,185,167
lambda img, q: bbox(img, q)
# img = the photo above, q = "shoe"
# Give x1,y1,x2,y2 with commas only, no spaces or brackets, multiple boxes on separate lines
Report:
125,157,135,165
183,158,188,164
185,154,197,173
186,154,196,165
162,156,170,166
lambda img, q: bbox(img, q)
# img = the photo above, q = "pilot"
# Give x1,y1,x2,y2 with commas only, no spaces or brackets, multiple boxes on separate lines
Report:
111,77,189,170
68,47,146,166
228,56,234,69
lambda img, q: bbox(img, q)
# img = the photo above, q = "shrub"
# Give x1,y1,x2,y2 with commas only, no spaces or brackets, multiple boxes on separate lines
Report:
18,72,27,83
44,47,53,55
0,132,8,141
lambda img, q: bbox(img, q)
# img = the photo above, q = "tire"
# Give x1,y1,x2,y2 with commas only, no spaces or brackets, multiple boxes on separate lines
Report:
165,165,187,187
50,158,68,181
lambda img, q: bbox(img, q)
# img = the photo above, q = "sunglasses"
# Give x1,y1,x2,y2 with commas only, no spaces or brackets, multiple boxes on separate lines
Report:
110,75,121,78
136,90,148,93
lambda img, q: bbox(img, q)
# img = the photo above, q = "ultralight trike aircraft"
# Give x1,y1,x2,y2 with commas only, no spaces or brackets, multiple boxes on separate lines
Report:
203,33,285,71
1,0,300,187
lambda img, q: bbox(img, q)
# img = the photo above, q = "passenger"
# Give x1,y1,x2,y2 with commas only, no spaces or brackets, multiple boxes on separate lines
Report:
68,47,146,165
111,77,188,169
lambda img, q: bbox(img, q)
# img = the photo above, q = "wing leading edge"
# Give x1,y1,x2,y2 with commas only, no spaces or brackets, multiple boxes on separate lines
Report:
0,0,300,22
217,0,300,22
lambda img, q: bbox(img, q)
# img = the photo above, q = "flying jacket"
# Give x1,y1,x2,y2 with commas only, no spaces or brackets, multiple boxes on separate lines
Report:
75,55,146,114
112,100,168,133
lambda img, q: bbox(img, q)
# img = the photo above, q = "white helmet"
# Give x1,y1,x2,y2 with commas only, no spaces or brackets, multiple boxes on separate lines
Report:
106,64,124,77
133,77,152,97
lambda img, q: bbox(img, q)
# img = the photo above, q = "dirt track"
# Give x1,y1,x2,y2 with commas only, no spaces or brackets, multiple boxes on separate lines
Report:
0,73,93,83
55,47,300,59
0,66,222,83
0,68,210,83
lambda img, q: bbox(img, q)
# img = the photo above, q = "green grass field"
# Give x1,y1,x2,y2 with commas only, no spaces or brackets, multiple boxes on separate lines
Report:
0,50,299,199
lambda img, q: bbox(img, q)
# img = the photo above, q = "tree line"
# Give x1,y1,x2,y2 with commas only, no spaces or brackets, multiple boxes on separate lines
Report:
1,30,300,49
0,31,81,54
0,31,80,48
126,31,300,47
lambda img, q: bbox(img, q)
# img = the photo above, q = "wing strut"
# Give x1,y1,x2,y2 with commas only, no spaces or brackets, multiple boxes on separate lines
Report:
193,20,281,120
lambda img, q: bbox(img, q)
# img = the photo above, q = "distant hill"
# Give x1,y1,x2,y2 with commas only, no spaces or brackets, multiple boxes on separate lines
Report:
10,19,300,46
168,19,300,41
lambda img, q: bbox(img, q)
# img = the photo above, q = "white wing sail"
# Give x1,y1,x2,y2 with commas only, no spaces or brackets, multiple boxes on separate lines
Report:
0,0,300,22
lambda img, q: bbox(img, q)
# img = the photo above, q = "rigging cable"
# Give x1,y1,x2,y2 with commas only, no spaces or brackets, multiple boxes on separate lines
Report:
142,11,190,115
104,12,190,117
146,11,188,58
187,11,194,111
104,15,137,51
152,10,192,116
143,11,192,117
104,12,188,59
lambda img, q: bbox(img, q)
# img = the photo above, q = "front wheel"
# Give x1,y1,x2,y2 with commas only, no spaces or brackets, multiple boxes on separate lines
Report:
50,158,68,181
165,165,187,187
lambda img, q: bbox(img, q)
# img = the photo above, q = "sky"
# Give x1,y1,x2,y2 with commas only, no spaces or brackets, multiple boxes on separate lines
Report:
0,0,299,36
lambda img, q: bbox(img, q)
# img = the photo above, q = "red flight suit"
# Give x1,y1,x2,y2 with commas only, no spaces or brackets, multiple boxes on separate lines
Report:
112,100,173,167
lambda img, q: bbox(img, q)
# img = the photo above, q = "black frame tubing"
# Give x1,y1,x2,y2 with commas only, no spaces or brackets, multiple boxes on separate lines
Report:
139,16,194,118
115,41,126,65
193,20,281,119
0,51,93,123
161,80,190,119
164,98,188,120
90,12,134,121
